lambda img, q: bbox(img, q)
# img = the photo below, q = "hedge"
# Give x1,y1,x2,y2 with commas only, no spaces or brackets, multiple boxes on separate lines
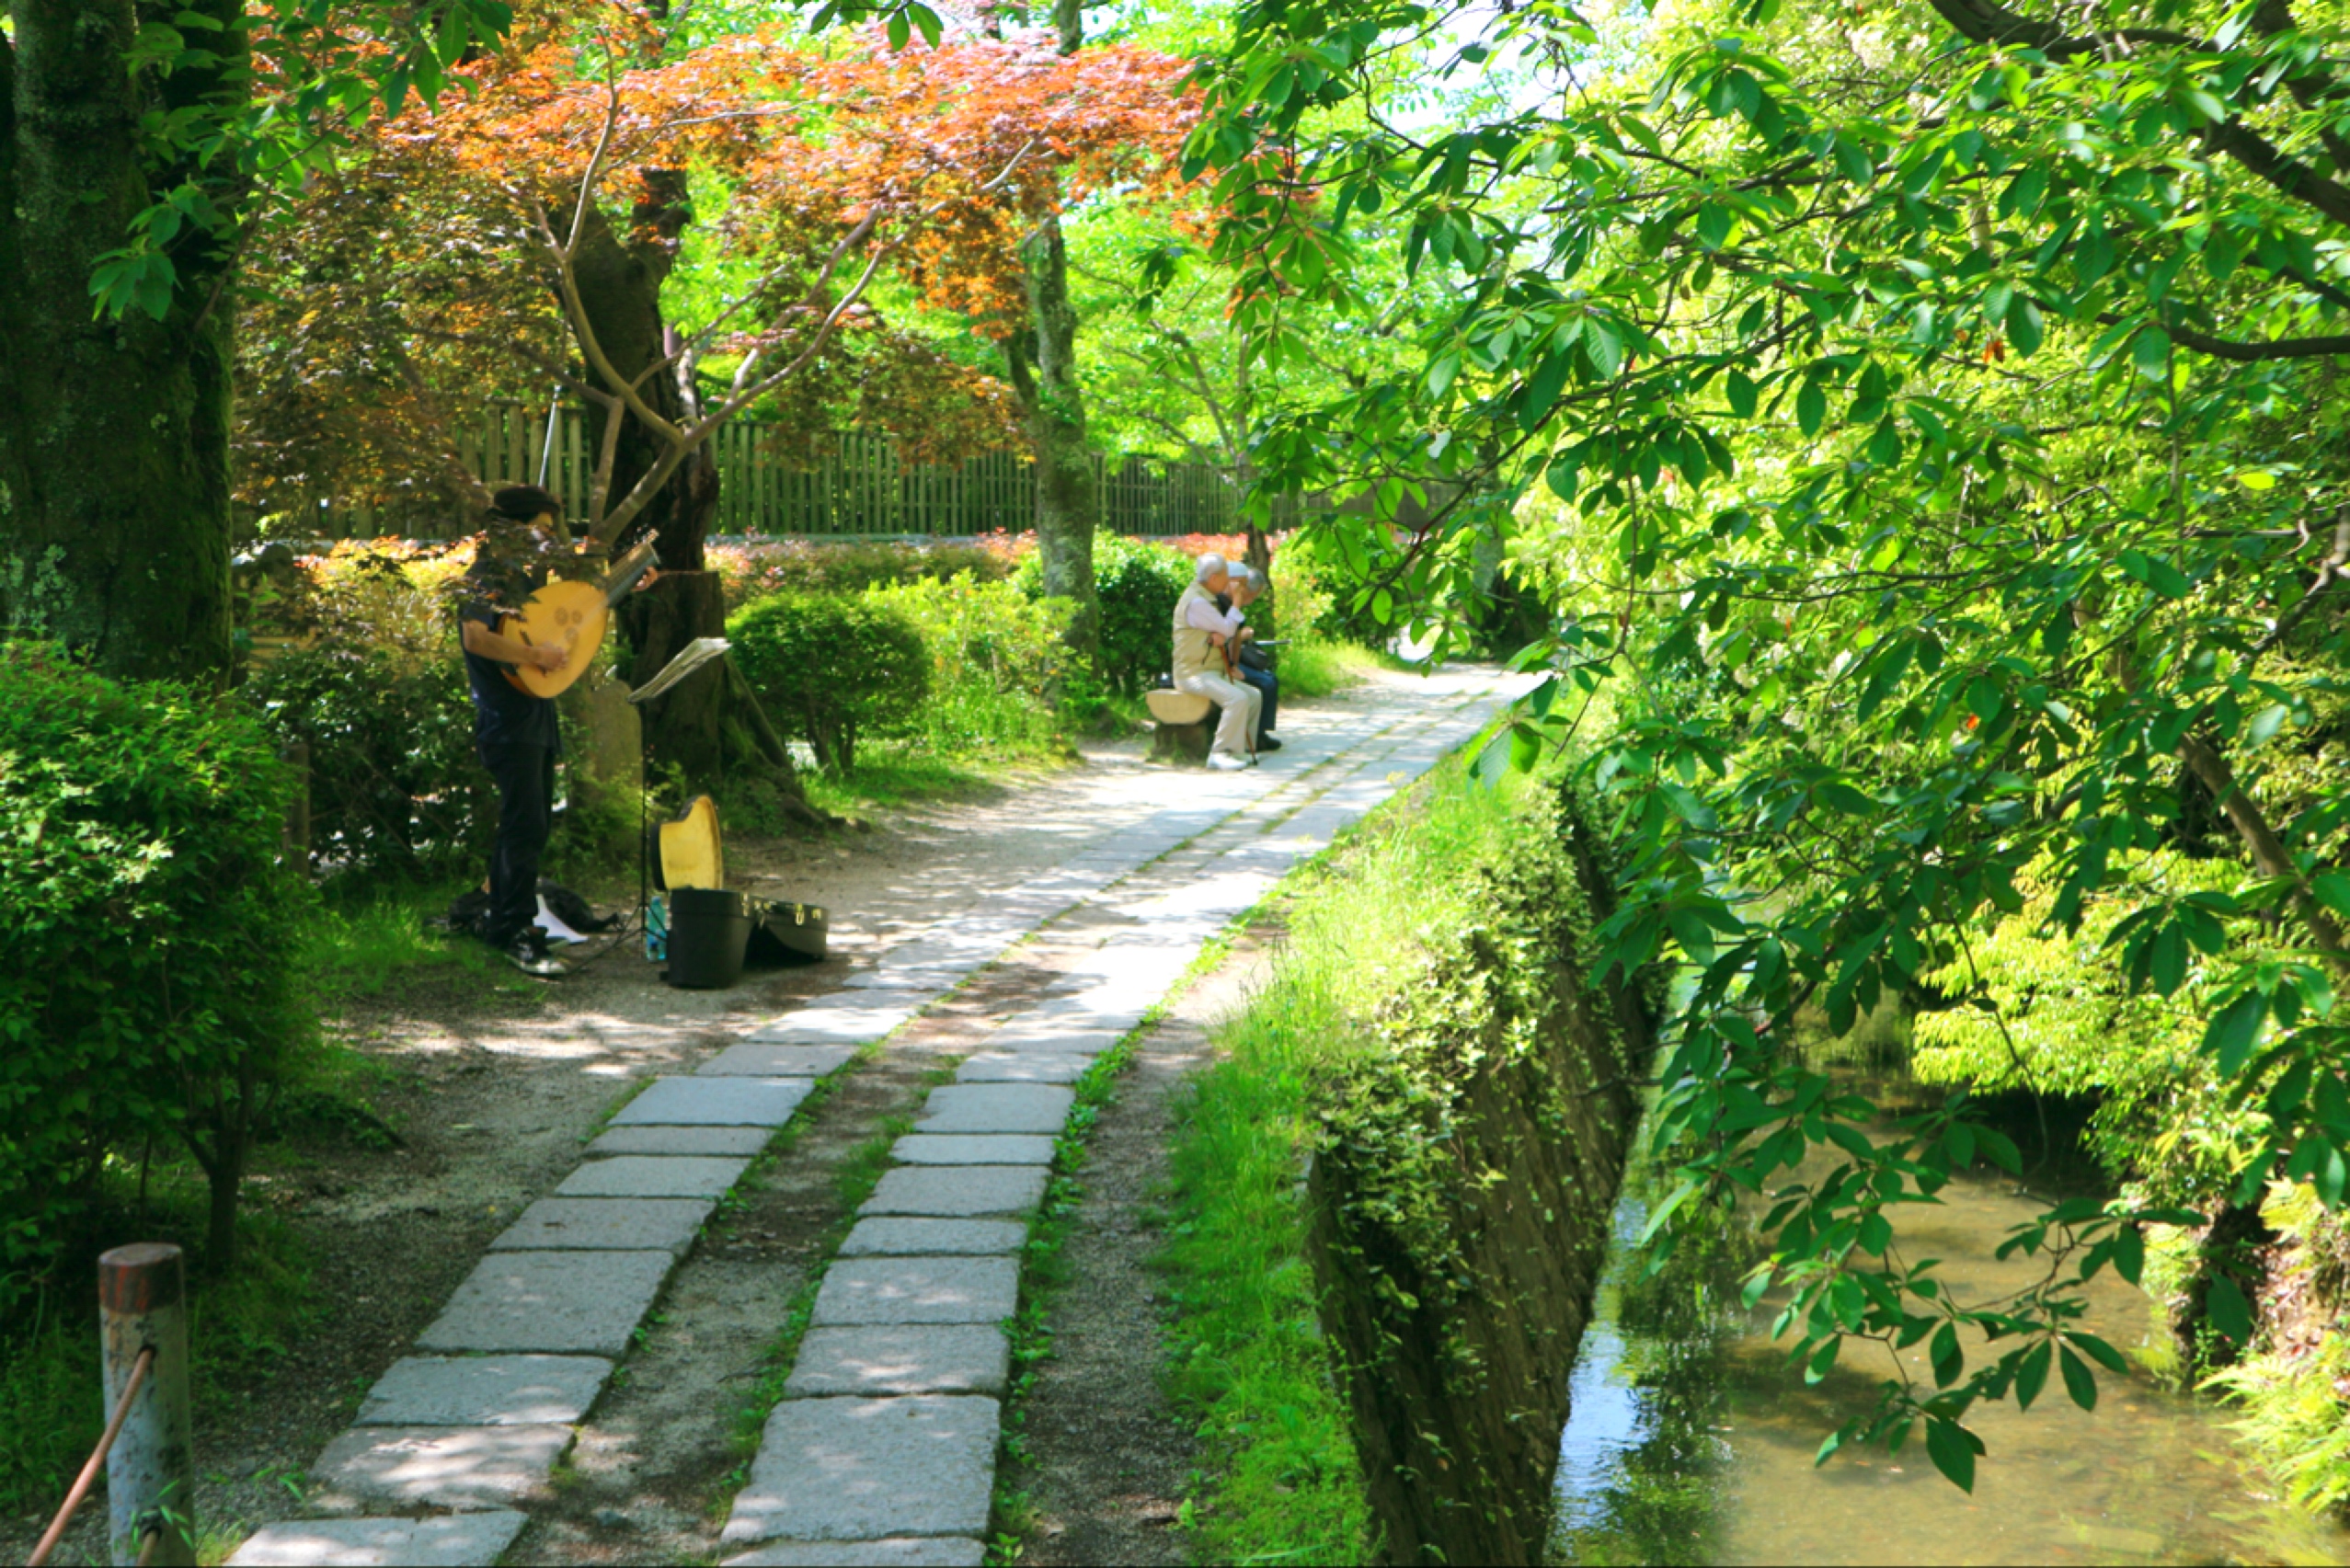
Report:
0,646,314,1293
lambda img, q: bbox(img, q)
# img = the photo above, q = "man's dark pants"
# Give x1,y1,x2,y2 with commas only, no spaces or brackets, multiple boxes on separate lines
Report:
480,741,556,946
1240,662,1278,739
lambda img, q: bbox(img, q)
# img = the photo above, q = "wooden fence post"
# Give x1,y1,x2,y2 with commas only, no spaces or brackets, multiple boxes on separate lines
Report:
99,1244,195,1567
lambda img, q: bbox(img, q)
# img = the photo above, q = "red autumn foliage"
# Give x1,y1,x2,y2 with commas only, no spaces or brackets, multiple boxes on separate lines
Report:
236,5,1200,526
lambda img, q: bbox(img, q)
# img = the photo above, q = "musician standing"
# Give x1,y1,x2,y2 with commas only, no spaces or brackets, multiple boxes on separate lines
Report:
1172,553,1261,772
456,484,572,978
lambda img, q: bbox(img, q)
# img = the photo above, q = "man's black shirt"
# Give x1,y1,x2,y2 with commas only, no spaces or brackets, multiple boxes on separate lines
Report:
460,543,562,754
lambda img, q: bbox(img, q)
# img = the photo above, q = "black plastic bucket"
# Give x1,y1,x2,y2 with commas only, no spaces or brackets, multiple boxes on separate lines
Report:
666,887,753,989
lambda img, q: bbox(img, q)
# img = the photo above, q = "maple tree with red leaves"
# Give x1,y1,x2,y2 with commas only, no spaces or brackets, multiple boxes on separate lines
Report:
237,3,1195,779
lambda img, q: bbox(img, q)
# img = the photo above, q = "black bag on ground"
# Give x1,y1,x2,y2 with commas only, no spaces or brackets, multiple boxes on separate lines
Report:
434,878,616,938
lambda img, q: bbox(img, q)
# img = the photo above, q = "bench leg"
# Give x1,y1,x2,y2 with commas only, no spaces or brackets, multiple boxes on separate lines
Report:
1151,721,1215,764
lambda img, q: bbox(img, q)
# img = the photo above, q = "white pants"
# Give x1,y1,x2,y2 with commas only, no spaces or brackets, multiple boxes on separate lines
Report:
1176,669,1261,760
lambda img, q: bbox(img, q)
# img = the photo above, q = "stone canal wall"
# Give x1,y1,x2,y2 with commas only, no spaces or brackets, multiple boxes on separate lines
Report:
1307,786,1650,1566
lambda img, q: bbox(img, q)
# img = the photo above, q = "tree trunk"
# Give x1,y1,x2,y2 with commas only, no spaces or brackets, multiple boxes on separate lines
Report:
0,1,242,684
2179,731,2350,978
624,569,729,778
1006,217,1103,661
568,190,799,797
205,1144,244,1270
569,190,718,567
999,0,1102,662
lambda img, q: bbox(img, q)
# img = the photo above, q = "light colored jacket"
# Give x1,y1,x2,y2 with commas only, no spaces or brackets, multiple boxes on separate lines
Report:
1172,581,1222,681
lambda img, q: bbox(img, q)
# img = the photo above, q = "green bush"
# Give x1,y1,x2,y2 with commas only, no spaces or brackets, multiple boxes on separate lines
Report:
243,646,490,882
1017,532,1191,696
0,645,315,1293
730,593,931,773
865,573,1071,757
712,538,1016,609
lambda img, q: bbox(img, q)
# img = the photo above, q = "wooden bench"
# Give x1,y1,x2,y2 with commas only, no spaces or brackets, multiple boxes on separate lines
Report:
1145,688,1214,763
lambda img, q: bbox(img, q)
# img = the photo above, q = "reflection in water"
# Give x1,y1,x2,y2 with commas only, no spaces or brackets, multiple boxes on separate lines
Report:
1553,1158,2350,1566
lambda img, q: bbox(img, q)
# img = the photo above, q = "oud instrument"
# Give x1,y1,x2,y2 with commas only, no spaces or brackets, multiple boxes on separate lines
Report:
496,538,659,698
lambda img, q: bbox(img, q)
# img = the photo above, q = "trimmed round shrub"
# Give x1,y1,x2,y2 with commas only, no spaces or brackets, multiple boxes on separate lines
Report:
243,646,489,881
729,593,931,773
1016,532,1191,696
0,645,314,1289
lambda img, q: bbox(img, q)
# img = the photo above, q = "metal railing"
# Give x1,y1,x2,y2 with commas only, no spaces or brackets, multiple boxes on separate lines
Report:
29,1244,195,1568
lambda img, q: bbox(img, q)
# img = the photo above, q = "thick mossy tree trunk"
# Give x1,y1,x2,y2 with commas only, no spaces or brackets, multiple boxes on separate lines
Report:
0,0,242,683
567,188,800,799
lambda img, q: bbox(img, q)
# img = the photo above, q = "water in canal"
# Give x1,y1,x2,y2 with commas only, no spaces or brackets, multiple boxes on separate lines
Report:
1550,1113,2350,1565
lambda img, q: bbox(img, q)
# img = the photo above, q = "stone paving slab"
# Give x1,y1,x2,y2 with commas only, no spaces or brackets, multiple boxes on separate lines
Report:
843,967,966,991
748,1006,913,1046
227,1513,529,1566
357,1354,612,1427
840,1218,1026,1256
1061,947,1195,985
980,1024,1125,1057
699,1043,857,1078
310,1424,571,1509
587,1123,773,1158
417,1251,674,1356
953,1052,1092,1083
1014,997,1147,1034
613,1076,811,1127
889,1134,1056,1166
861,1163,1049,1218
877,939,994,968
490,1196,713,1254
1154,874,1278,921
785,1324,1011,1398
722,1395,999,1545
917,1083,1076,1135
811,1256,1020,1325
556,1155,749,1199
723,1539,984,1567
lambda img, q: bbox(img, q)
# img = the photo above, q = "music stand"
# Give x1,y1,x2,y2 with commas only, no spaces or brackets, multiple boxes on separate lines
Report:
625,637,733,944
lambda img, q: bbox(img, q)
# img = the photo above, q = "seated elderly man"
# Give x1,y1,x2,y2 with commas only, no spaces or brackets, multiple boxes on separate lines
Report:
1171,552,1262,771
1221,565,1281,752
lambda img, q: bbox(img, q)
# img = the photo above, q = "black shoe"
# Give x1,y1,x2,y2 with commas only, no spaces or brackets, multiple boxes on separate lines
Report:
1256,735,1284,752
503,930,567,979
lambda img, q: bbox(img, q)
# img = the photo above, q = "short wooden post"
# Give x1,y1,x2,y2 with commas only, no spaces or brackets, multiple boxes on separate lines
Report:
98,1244,195,1567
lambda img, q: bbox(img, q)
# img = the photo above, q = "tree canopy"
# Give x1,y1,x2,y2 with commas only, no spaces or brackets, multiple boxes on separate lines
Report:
1185,0,2350,1482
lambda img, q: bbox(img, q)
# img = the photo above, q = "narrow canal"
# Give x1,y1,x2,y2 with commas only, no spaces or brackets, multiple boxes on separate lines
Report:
1550,1088,2350,1565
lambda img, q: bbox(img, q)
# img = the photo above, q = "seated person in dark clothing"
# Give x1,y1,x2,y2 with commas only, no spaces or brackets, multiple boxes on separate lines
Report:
456,485,574,978
1221,566,1281,751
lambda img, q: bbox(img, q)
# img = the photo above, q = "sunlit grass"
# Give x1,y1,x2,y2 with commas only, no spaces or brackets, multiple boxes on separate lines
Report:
1157,753,1532,1563
304,885,501,1001
1278,635,1386,700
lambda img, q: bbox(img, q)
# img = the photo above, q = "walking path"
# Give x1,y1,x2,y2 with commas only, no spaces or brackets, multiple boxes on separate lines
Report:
224,669,1519,1567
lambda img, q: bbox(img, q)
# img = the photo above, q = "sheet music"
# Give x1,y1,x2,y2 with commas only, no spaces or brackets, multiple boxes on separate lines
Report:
628,636,731,704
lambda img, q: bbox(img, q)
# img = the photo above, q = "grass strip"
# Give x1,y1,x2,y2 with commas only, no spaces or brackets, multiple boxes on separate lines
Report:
1154,752,1533,1565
